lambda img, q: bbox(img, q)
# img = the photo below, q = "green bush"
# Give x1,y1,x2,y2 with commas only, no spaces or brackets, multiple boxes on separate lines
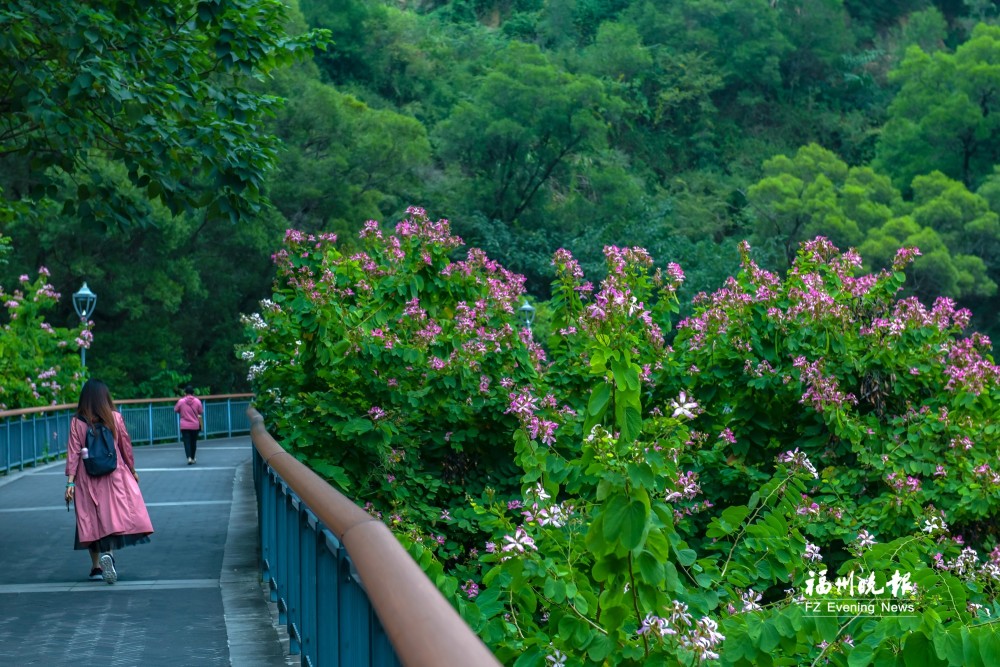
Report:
0,267,88,409
244,212,1000,665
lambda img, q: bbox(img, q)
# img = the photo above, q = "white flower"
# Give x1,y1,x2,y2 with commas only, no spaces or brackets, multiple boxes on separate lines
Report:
670,391,699,419
740,589,763,612
501,527,537,553
545,650,567,667
855,529,877,549
922,517,948,534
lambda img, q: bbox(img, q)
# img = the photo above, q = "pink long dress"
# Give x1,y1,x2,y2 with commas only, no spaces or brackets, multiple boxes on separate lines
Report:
65,411,154,548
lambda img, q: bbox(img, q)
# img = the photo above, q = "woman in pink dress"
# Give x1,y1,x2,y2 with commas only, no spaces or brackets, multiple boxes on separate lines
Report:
64,379,154,584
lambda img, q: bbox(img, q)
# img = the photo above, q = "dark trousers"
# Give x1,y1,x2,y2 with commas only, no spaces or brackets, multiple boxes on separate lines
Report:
181,429,200,460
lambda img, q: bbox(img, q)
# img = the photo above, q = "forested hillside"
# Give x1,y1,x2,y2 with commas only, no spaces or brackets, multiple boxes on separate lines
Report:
1,0,999,396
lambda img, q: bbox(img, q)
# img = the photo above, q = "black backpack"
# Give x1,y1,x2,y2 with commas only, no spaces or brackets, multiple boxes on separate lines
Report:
78,416,118,477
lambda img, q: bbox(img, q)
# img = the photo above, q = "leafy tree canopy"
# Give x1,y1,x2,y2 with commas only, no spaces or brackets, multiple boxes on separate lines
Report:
0,0,328,226
434,41,618,225
749,144,999,304
876,23,1000,191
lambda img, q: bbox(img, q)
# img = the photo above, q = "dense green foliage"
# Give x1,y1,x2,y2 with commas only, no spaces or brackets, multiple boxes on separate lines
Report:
4,0,1000,395
246,211,1000,665
244,209,535,541
7,0,1000,662
0,0,325,397
0,0,326,226
0,268,87,409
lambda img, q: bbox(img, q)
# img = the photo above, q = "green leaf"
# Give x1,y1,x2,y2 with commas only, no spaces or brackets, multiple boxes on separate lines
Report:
588,634,613,662
340,417,374,435
588,382,611,417
759,620,781,652
620,406,643,444
848,644,874,667
611,358,640,391
675,548,697,567
903,632,945,666
604,496,649,551
637,550,665,585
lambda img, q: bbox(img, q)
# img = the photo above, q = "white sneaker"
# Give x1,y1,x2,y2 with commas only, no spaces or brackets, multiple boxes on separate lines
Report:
99,553,117,584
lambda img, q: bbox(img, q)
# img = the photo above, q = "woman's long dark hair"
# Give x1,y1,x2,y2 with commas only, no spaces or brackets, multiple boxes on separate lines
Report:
76,379,117,440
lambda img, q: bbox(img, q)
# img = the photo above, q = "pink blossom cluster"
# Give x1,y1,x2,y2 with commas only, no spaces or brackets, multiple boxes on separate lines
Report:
461,579,480,599
506,391,559,446
33,281,61,301
776,448,819,479
800,237,842,264
887,296,972,333
786,272,850,323
973,463,1000,485
363,501,384,520
892,246,921,270
792,356,857,412
725,589,763,615
522,501,574,527
551,248,584,280
743,359,775,378
680,616,725,662
441,248,525,314
885,472,922,503
397,207,463,249
349,251,384,276
638,600,697,642
665,470,702,503
794,494,844,522
677,279,748,350
717,428,736,445
940,334,1000,395
554,245,667,348
672,500,715,523
75,328,93,349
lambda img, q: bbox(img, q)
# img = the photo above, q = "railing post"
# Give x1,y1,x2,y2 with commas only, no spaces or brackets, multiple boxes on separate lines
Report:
227,398,233,437
30,414,38,470
147,402,154,445
300,509,319,666
316,531,340,667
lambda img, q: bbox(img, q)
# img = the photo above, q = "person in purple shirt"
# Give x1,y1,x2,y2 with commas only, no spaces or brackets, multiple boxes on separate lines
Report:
174,385,204,465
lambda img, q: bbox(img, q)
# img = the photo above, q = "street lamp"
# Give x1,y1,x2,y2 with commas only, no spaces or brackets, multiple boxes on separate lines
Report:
518,300,535,333
72,282,97,367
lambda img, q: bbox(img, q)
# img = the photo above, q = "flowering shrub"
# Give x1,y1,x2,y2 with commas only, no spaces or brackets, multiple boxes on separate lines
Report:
0,268,88,409
241,207,539,548
667,238,1000,544
457,238,1000,665
245,212,1000,665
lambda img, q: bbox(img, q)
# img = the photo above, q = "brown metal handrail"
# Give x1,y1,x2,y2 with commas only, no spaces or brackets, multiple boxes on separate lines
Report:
248,407,501,667
0,393,253,420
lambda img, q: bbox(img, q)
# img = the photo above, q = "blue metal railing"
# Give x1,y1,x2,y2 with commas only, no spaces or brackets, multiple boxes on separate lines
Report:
250,408,500,667
254,443,400,666
0,394,252,475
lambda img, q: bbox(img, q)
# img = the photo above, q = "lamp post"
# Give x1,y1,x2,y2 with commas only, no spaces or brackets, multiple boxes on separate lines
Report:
518,300,536,334
72,282,97,367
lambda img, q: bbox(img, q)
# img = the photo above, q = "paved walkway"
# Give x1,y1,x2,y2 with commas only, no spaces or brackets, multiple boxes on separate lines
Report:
0,437,291,666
